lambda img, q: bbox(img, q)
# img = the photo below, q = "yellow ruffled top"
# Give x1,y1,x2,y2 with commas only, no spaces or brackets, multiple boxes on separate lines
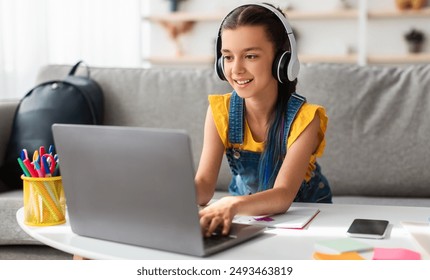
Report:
208,93,328,182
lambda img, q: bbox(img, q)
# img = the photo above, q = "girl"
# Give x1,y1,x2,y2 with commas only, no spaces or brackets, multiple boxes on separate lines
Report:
195,3,332,237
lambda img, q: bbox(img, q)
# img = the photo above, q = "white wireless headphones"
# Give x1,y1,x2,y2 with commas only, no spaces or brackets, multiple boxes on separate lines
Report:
214,3,300,83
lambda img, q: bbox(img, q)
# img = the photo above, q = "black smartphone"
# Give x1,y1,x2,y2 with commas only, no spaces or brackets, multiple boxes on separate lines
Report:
346,219,389,239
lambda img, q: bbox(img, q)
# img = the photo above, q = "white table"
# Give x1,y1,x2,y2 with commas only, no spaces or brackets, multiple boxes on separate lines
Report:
16,203,430,260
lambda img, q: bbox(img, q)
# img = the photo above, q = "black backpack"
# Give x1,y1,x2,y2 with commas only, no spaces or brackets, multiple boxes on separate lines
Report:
0,61,104,190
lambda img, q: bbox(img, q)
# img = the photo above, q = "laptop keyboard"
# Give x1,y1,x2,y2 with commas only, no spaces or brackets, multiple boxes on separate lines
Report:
203,231,237,249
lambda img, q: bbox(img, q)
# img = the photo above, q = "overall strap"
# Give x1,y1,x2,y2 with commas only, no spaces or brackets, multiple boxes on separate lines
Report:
228,91,245,145
281,93,306,156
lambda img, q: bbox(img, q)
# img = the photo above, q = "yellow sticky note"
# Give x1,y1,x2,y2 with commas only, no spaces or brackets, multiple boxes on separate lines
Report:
313,251,365,260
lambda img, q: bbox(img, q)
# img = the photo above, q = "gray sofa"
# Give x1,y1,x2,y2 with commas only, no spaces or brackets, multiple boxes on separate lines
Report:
1,63,429,248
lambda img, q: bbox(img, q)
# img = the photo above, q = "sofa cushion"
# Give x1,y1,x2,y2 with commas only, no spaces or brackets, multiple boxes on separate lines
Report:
0,190,41,245
298,63,430,198
36,64,430,198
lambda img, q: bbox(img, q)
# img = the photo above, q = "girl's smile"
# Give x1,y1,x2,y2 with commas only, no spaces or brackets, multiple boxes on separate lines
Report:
233,78,254,88
234,79,253,85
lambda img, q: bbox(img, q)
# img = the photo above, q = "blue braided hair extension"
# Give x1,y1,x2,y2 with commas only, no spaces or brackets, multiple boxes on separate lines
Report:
257,92,289,191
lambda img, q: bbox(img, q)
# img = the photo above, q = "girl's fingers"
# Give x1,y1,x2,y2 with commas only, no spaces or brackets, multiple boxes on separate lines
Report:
200,212,233,237
200,214,220,236
205,216,223,237
222,217,232,235
199,214,212,235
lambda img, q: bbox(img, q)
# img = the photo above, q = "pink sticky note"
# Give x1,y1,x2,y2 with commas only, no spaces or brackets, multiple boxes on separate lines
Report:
372,248,421,260
254,216,274,222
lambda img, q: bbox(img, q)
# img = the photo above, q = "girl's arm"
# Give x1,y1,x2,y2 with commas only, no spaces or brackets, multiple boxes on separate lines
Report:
194,106,225,206
199,114,322,236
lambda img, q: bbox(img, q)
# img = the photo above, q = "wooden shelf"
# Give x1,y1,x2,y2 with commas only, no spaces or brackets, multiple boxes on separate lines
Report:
286,9,358,20
143,12,223,22
143,7,430,22
368,7,430,18
367,53,430,64
144,53,430,66
145,54,360,65
144,10,359,22
299,54,358,64
144,55,214,65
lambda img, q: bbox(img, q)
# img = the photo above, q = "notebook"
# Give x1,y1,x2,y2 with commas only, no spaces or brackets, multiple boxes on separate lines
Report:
233,207,320,229
52,124,265,257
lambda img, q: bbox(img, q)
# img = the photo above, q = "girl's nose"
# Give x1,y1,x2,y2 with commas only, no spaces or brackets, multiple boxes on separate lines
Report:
231,59,245,75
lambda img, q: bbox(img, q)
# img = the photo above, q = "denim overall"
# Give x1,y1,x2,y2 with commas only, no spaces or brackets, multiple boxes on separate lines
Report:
225,91,332,203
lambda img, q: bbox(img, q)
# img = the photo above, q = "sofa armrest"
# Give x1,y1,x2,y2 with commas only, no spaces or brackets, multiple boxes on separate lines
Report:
0,100,19,166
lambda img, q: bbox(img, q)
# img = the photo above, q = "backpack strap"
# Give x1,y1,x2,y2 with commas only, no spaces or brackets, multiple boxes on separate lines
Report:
65,60,103,124
68,60,90,78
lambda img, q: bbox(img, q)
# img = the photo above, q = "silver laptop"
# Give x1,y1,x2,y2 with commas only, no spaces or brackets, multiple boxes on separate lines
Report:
52,124,265,257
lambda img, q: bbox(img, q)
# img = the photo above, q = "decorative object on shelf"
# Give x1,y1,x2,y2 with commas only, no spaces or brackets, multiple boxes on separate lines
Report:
347,45,357,55
281,1,293,11
166,0,187,12
395,0,427,10
337,0,352,9
160,20,194,56
404,28,426,53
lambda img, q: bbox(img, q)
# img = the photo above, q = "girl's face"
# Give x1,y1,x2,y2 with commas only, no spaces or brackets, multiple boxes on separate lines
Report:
221,25,278,100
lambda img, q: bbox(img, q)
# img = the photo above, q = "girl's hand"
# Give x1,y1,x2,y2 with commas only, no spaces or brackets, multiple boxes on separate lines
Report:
199,196,240,237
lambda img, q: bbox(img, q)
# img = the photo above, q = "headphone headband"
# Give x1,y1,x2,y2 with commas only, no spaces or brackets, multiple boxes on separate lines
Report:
214,3,300,82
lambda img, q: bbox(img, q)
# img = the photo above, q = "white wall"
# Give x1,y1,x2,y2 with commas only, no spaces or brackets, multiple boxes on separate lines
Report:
0,0,141,99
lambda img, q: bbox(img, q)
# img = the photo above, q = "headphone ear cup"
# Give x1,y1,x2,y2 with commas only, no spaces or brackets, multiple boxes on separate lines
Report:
272,51,291,84
216,56,227,81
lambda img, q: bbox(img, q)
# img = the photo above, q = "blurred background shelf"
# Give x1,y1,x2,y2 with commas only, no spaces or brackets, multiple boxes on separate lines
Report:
142,0,430,67
144,55,214,65
299,54,358,64
287,9,358,20
143,12,224,22
144,9,359,22
368,7,430,18
367,53,430,64
145,54,361,65
145,53,430,66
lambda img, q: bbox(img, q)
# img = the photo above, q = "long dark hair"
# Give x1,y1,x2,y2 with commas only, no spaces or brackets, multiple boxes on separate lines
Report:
221,4,298,191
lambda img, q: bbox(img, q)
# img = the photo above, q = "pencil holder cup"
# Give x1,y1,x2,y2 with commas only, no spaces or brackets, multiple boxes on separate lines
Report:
22,175,66,226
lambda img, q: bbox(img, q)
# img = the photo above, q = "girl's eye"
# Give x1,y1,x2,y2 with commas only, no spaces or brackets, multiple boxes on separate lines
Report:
223,55,232,61
245,54,257,59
